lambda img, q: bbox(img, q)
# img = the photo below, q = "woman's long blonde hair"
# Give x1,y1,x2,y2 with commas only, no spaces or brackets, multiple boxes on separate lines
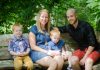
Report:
36,9,50,33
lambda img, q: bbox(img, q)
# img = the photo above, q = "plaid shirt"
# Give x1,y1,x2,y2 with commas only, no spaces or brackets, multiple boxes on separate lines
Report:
8,35,29,53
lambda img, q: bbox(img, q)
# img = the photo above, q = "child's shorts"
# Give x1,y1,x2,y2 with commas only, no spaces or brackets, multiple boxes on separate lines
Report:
73,49,100,62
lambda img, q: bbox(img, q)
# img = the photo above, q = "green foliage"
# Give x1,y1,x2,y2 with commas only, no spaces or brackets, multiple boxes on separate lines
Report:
51,0,90,26
86,0,100,31
0,0,100,34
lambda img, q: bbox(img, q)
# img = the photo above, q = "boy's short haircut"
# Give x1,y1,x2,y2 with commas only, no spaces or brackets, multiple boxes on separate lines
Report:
12,22,23,31
50,28,60,36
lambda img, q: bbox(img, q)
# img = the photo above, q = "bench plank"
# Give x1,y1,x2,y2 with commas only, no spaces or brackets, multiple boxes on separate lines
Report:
0,33,28,46
0,48,12,60
0,60,13,69
0,60,44,70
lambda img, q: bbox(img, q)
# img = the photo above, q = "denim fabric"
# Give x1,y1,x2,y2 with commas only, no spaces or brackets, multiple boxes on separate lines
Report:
47,40,65,50
29,25,50,62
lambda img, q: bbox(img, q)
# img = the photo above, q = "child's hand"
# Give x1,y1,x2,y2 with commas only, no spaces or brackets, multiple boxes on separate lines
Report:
16,52,26,56
62,52,66,56
21,52,28,56
62,52,68,60
66,51,72,57
17,48,29,57
47,50,54,56
62,51,72,60
16,52,21,56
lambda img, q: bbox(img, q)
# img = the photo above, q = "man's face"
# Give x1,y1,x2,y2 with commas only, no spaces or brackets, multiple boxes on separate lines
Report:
66,11,77,25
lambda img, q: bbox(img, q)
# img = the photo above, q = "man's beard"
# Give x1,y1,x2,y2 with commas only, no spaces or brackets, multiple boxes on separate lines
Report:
73,19,78,24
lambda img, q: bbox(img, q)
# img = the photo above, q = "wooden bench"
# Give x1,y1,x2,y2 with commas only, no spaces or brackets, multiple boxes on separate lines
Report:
0,32,100,70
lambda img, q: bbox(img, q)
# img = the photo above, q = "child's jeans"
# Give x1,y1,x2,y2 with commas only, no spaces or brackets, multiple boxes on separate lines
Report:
14,55,33,70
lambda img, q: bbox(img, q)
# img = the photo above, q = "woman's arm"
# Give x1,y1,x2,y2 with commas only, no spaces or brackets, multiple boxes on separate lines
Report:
29,32,47,53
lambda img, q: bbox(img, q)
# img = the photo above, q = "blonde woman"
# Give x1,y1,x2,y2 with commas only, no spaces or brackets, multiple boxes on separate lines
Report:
29,9,64,70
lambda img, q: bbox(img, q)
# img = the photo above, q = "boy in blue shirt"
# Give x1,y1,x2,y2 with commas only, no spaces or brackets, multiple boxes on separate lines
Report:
46,28,72,60
8,23,33,70
48,28,72,70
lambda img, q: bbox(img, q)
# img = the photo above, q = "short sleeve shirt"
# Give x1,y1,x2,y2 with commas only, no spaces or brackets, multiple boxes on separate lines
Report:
47,40,65,50
8,35,29,53
30,25,51,46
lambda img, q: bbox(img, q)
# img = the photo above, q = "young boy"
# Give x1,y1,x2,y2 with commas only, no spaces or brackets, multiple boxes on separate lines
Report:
49,28,73,70
8,23,33,70
46,28,72,60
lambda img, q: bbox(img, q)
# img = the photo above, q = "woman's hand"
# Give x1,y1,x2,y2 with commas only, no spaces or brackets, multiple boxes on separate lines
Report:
47,50,60,56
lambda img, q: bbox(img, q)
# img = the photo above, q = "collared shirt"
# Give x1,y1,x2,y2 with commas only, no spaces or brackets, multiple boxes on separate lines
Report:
47,40,65,50
59,20,100,51
8,35,29,53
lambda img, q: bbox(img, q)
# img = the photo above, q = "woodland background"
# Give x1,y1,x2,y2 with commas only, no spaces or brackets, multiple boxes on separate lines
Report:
0,0,100,34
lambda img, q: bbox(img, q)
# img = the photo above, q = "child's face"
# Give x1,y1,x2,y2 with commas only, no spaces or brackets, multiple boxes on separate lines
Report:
13,26,22,37
50,33,60,44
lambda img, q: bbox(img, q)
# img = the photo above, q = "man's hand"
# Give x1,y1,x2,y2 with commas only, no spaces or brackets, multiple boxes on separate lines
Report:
80,57,86,65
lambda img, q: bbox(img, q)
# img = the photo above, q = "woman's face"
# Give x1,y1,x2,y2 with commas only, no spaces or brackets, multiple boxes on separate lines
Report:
39,11,49,26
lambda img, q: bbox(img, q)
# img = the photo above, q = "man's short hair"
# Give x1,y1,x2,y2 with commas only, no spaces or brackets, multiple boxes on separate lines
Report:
66,8,77,15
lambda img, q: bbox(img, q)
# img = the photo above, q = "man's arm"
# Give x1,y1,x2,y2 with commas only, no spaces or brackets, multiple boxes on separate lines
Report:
57,25,68,33
83,46,94,58
80,23,96,65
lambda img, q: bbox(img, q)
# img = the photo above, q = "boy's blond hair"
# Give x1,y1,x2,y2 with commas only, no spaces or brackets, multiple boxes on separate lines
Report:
50,28,60,36
12,23,22,31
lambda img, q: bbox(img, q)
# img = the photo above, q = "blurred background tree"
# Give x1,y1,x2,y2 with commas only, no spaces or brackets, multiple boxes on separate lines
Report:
0,0,100,34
